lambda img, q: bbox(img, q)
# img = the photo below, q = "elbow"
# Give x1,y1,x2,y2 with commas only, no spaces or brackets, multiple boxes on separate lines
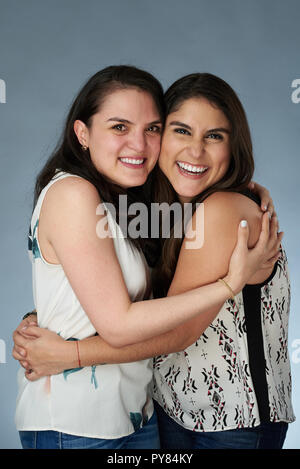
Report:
99,332,127,349
167,333,194,354
107,336,129,349
97,326,133,349
179,333,201,351
93,308,144,348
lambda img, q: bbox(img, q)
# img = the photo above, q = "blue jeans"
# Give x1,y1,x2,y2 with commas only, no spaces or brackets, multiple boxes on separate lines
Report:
154,401,288,449
19,410,160,449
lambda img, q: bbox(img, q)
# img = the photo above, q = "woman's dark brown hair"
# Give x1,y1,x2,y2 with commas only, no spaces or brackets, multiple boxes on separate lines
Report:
32,65,165,259
153,72,255,297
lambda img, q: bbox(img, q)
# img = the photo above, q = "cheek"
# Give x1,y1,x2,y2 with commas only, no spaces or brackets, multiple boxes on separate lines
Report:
158,149,170,175
90,135,123,161
159,137,179,169
149,137,162,162
157,139,167,171
214,146,231,171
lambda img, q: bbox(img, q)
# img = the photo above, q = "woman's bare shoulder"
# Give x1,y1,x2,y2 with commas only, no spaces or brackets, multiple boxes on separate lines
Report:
172,191,263,292
192,190,263,248
203,191,260,213
45,175,100,203
39,175,104,241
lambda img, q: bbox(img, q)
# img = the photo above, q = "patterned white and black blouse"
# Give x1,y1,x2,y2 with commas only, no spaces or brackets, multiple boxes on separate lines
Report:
152,198,295,432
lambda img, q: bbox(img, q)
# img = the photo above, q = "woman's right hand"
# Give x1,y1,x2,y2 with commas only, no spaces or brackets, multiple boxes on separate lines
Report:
12,326,73,380
225,212,283,294
12,314,38,369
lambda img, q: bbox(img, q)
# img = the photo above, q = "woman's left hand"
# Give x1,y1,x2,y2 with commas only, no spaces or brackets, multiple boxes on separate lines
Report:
248,181,276,217
12,326,73,381
226,212,283,294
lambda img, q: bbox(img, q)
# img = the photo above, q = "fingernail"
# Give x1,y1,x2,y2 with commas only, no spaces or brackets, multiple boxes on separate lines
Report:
22,326,27,330
20,350,26,357
240,220,247,228
263,205,267,211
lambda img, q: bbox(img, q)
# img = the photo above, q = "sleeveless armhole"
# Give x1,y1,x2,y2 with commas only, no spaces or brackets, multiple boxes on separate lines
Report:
28,171,82,267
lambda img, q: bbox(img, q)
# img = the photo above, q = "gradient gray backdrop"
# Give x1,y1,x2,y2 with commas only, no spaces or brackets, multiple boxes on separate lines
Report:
0,0,299,449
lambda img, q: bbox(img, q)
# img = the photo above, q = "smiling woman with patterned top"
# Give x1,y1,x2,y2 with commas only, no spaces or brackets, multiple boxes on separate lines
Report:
151,74,294,449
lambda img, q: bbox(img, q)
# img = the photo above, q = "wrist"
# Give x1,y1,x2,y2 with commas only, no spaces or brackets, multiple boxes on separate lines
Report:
222,274,244,296
218,276,241,314
60,341,80,369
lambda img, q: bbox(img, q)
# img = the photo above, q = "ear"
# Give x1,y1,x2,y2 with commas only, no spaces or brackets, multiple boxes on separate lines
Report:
74,120,89,148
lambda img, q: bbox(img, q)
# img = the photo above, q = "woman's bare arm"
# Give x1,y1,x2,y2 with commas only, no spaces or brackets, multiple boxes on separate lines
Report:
13,298,226,376
13,191,281,378
41,177,255,348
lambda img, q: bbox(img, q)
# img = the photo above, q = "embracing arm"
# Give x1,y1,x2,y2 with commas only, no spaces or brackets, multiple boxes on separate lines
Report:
79,191,280,360
13,301,228,374
41,177,252,348
60,301,227,367
13,191,281,377
68,191,281,364
248,180,275,216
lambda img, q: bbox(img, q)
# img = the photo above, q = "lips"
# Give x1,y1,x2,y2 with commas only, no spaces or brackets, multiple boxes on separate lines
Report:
176,161,208,178
119,157,146,169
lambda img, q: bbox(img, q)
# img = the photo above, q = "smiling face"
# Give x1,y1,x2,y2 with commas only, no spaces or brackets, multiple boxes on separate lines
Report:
74,88,162,188
159,97,231,203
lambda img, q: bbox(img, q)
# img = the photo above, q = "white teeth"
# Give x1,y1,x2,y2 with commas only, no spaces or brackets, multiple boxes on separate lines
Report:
120,158,144,165
177,162,208,173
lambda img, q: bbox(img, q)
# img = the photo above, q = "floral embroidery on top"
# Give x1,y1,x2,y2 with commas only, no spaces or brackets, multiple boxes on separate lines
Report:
28,220,41,259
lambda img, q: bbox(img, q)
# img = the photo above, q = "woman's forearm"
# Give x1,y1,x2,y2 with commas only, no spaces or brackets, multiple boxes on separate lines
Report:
65,300,225,368
110,278,236,348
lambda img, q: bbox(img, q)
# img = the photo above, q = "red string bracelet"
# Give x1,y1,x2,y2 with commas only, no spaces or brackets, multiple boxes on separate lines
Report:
75,341,82,368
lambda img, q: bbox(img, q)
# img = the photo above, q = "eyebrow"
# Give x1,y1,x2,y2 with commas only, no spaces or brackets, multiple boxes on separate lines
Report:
169,121,192,130
169,121,230,133
207,127,230,134
107,117,162,126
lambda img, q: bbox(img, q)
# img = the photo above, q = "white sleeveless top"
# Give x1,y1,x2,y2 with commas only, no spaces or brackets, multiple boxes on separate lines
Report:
15,171,154,439
152,247,295,432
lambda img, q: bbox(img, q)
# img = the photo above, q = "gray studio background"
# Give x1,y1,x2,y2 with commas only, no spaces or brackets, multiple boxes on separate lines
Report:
0,0,299,449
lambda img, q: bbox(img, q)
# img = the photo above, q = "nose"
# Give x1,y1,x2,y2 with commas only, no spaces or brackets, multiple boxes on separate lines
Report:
187,139,205,159
127,128,147,154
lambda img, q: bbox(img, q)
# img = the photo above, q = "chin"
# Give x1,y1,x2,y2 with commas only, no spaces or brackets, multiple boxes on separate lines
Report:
126,176,148,188
176,186,201,200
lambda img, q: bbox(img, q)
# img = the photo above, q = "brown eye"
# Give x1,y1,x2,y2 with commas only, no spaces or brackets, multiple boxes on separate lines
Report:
174,128,191,135
206,133,223,140
147,125,161,133
112,124,127,132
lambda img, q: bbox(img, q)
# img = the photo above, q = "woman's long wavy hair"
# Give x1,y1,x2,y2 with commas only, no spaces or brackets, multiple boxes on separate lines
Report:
152,73,255,297
33,65,165,260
